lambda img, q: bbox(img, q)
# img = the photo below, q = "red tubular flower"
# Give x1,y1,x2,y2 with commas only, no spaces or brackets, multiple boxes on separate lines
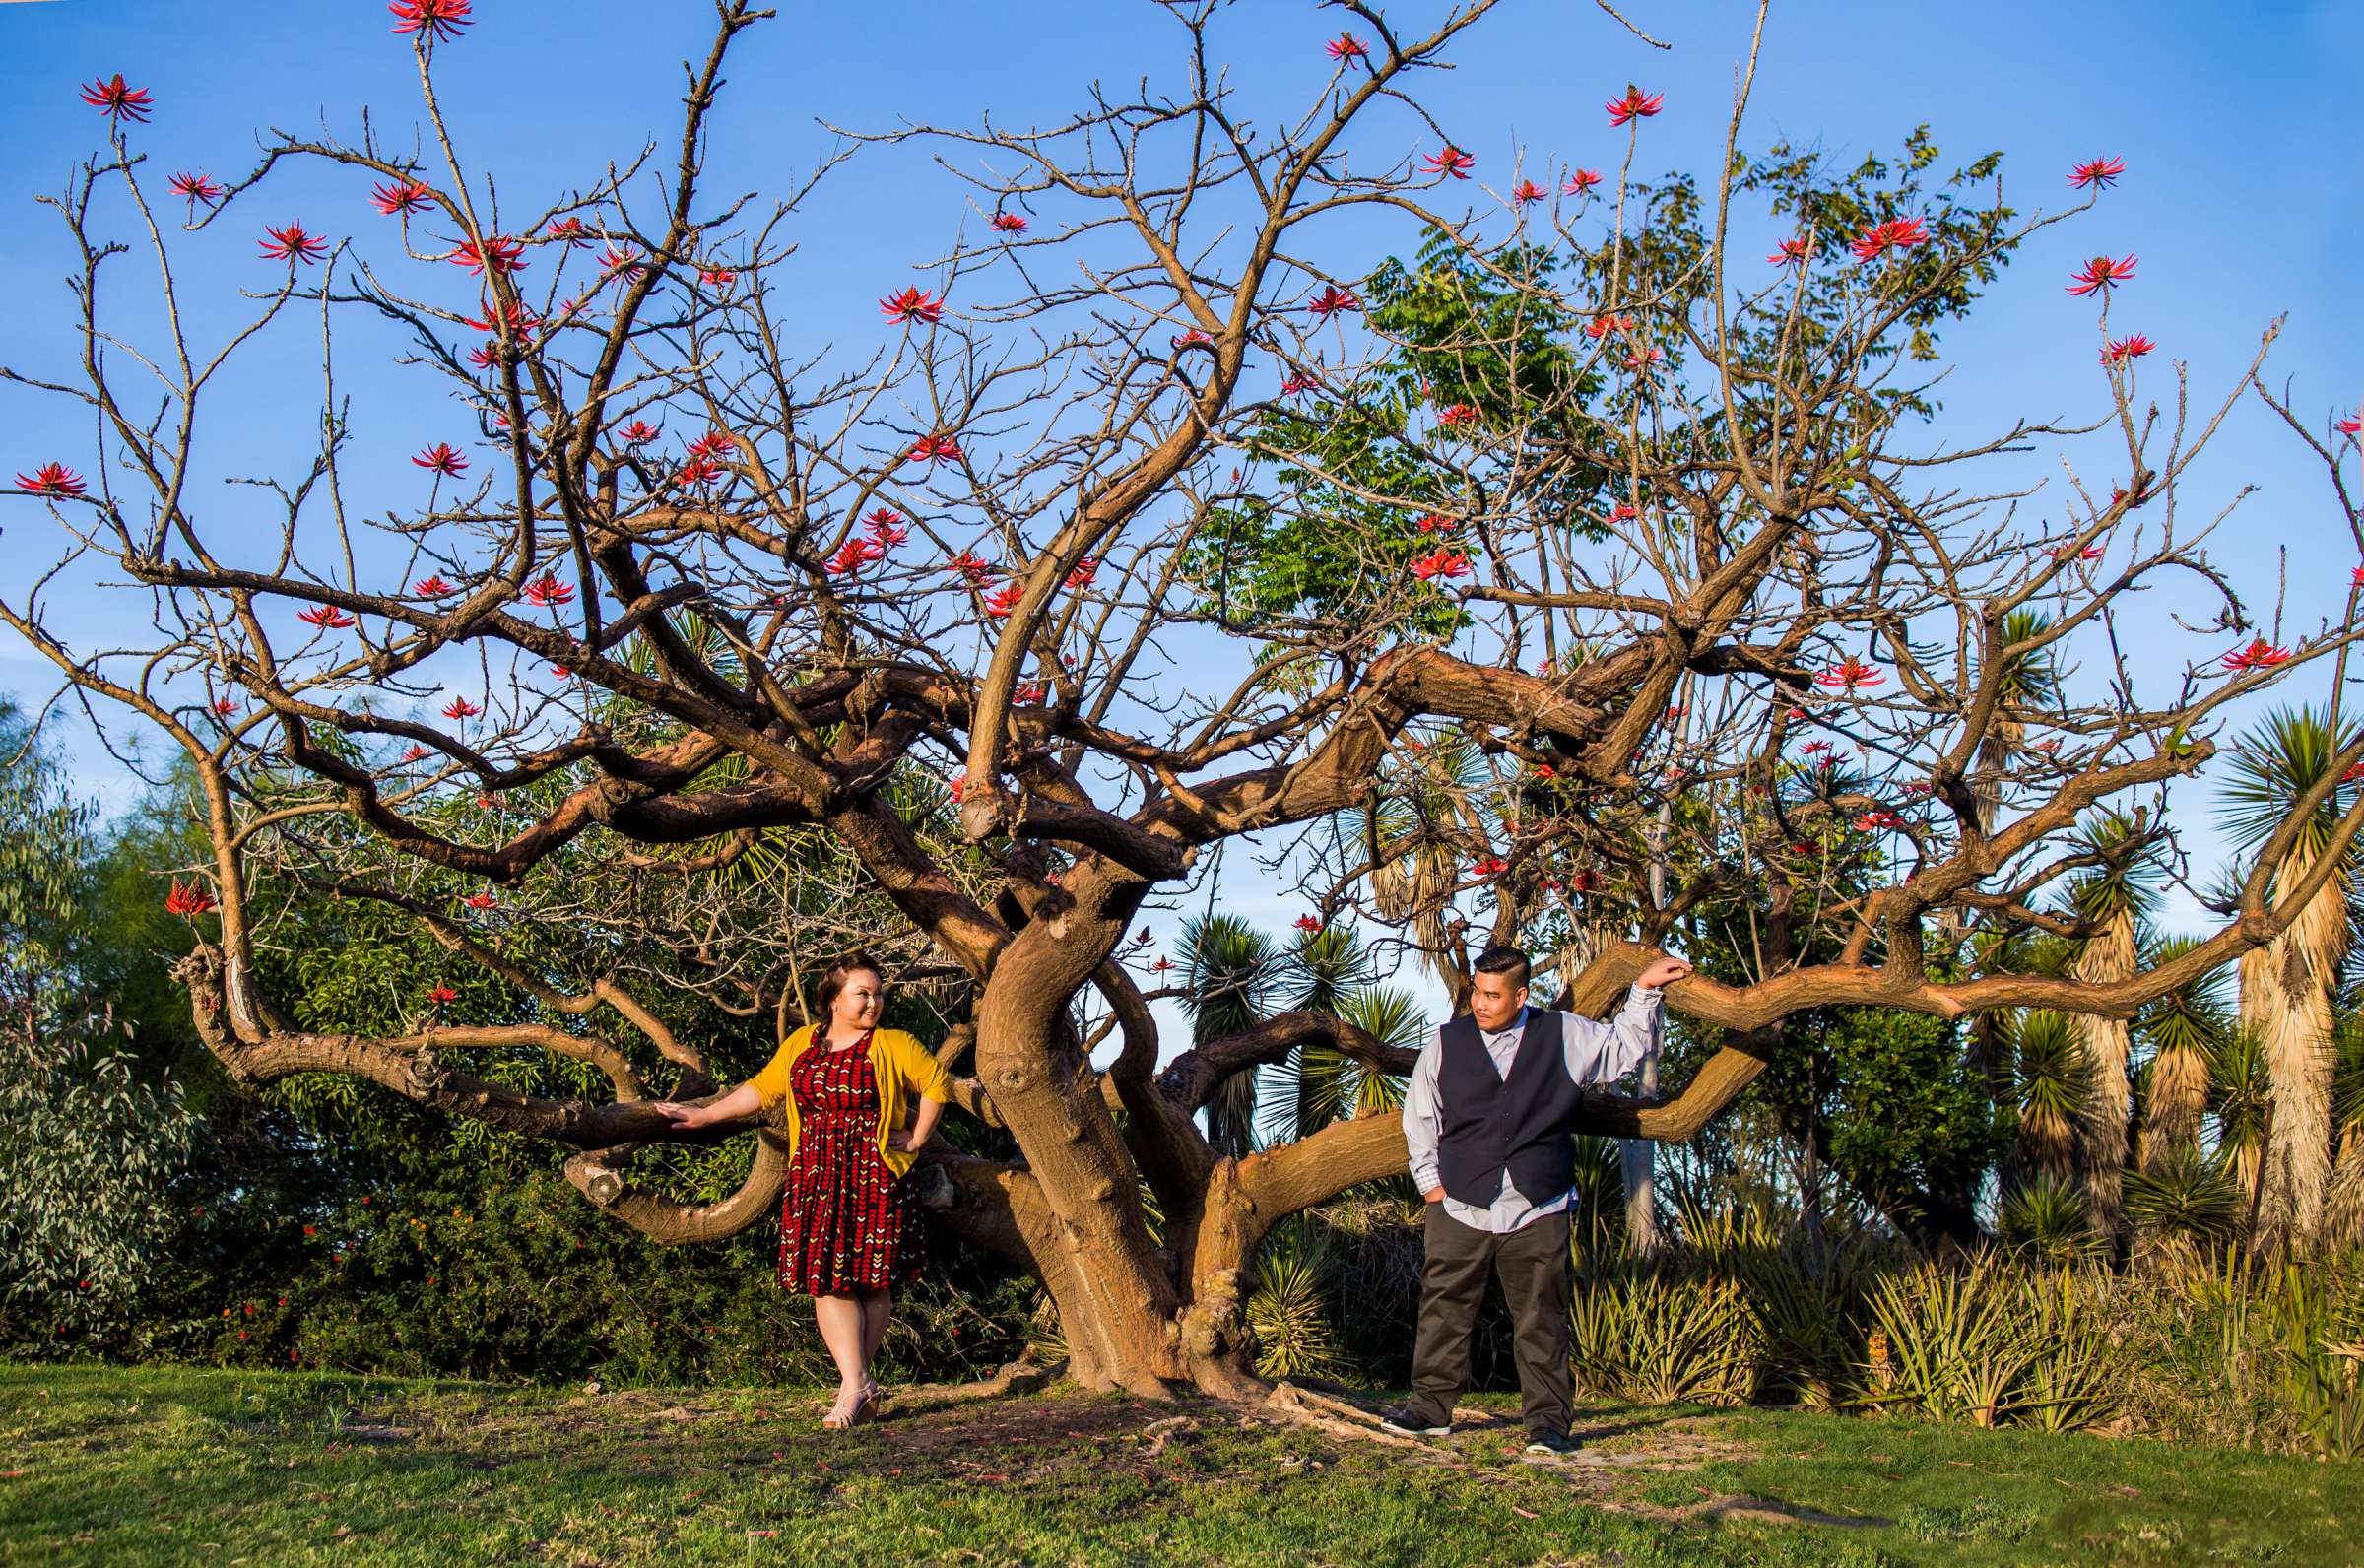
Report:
909,434,963,465
1306,286,1361,318
442,695,481,719
947,776,967,805
600,244,645,281
1414,513,1457,534
1604,86,1664,126
449,234,527,276
81,74,153,123
390,0,474,42
212,696,238,716
1815,655,1884,691
1280,370,1322,395
1469,855,1507,878
546,216,592,247
616,420,660,445
1766,237,1809,267
863,509,909,547
2221,638,2291,673
465,301,539,337
413,443,468,477
880,287,945,325
1511,179,1547,206
297,605,355,629
2337,414,2361,436
1799,740,1832,757
1149,955,1173,973
17,463,87,497
687,429,735,461
984,582,1025,618
1013,682,1046,703
948,551,995,584
463,890,498,910
411,574,457,598
400,744,431,763
1853,808,1904,831
1411,547,1473,581
826,540,875,576
2067,254,2137,296
697,266,736,289
2351,565,2364,587
2068,157,2125,190
1849,216,1930,264
1326,33,1368,61
1171,328,1213,349
1421,146,1476,180
989,212,1027,234
260,224,330,266
2048,542,2104,562
426,986,459,1006
164,881,217,917
1583,313,1634,340
1562,169,1603,197
170,172,226,207
2101,334,2156,365
370,179,433,216
1065,556,1099,590
1607,501,1639,523
1293,914,1324,933
521,573,574,608
1437,403,1480,427
467,342,500,369
1622,345,1663,372
674,457,724,489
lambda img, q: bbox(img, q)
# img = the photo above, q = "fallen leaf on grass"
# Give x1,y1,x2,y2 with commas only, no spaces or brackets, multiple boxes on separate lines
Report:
1510,1505,1539,1520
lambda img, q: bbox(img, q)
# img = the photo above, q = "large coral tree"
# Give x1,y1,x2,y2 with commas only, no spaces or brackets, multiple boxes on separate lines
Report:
7,1,2363,1395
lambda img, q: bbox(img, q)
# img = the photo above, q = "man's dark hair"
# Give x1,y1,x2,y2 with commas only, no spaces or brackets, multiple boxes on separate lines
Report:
1472,945,1531,991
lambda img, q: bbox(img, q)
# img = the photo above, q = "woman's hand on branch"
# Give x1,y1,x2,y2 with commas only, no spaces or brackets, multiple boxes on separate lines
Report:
648,1081,763,1129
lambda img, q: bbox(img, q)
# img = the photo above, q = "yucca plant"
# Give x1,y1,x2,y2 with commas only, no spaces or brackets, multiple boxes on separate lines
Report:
2220,706,2362,1246
1176,912,1277,1157
2059,812,2163,1243
1999,1173,2102,1266
2206,1023,2275,1208
2123,1145,2245,1250
2006,1010,2088,1188
1568,1261,1759,1406
2327,1013,2364,1248
1864,1257,2044,1427
2134,935,2235,1170
1247,1217,1340,1380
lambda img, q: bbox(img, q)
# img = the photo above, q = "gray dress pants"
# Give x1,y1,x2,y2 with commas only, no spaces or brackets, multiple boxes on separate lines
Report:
1402,1202,1574,1437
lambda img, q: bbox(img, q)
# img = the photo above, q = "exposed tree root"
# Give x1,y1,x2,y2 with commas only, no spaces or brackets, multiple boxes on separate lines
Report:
875,1356,1069,1419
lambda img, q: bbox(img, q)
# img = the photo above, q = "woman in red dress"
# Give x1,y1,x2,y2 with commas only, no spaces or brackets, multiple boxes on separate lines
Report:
654,952,950,1427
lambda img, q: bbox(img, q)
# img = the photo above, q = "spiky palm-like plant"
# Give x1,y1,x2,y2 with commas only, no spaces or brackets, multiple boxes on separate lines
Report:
2123,1145,2245,1250
2326,1013,2364,1247
2220,707,2361,1246
2008,1010,2088,1189
2059,812,2162,1244
2000,1172,2102,1266
1177,912,1277,1158
2134,935,2235,1171
2205,1023,2274,1209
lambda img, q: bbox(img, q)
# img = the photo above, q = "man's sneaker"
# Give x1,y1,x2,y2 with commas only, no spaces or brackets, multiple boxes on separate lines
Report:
1379,1406,1451,1438
1524,1430,1582,1457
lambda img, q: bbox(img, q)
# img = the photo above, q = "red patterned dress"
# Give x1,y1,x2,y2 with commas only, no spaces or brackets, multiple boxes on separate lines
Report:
777,1033,925,1295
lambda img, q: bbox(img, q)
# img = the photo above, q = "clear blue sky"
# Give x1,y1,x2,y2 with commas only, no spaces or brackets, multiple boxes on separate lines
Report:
3,0,2358,967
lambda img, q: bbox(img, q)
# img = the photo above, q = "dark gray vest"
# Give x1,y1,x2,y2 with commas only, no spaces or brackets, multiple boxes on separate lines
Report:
1435,1008,1581,1207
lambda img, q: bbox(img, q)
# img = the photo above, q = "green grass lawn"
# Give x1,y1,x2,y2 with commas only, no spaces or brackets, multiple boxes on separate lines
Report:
0,1360,2353,1566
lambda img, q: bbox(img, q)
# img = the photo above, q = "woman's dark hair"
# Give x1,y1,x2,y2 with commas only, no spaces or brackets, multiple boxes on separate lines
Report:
1473,944,1531,991
817,950,887,1014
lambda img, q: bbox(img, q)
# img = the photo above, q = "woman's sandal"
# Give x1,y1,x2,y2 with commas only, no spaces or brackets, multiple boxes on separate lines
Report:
820,1389,877,1430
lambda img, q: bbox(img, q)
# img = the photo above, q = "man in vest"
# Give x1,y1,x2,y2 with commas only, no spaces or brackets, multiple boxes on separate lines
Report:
1384,944,1692,1455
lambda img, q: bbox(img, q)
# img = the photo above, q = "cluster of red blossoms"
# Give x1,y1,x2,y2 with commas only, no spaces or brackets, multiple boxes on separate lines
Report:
17,463,87,497
1412,547,1472,581
881,287,945,326
2221,639,2292,673
1816,655,1884,692
81,74,152,123
1422,146,1476,180
1605,86,1664,126
260,224,331,266
164,881,217,917
828,537,888,576
520,573,573,608
1306,286,1361,318
297,604,355,629
1849,217,1929,264
390,0,474,42
414,442,468,477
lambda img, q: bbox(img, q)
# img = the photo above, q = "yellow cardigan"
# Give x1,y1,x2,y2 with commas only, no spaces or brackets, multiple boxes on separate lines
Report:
746,1024,952,1180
